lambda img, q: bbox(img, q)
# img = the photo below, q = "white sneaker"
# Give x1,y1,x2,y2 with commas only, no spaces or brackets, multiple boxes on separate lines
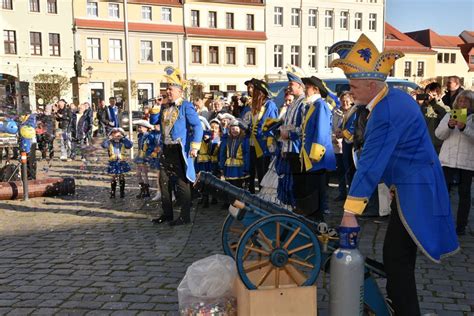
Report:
152,192,161,201
60,156,67,161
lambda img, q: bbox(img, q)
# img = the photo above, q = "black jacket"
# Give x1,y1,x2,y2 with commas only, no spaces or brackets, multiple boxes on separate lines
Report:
96,106,110,126
55,107,71,130
441,87,463,109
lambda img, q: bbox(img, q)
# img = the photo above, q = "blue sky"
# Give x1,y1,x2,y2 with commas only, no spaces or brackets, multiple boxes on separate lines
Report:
386,0,474,35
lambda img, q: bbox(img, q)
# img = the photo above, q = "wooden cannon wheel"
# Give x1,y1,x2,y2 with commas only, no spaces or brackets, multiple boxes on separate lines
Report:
235,214,321,290
221,214,246,258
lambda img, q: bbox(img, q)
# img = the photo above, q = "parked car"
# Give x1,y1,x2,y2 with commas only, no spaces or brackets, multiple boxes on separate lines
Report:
120,111,143,131
268,77,420,107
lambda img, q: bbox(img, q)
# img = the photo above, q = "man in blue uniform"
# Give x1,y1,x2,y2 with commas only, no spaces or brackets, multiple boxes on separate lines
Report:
152,67,203,226
330,34,459,315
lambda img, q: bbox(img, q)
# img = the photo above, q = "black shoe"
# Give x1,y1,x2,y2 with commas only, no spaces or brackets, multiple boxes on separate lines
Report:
142,184,151,198
119,179,125,198
169,216,190,226
151,215,172,224
456,227,466,236
110,181,117,198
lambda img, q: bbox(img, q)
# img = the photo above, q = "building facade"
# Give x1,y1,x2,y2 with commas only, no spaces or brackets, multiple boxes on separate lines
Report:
183,0,266,94
1,0,75,111
74,0,184,109
265,0,384,81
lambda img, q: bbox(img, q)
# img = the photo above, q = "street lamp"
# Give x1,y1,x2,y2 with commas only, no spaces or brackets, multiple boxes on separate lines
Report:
86,66,93,79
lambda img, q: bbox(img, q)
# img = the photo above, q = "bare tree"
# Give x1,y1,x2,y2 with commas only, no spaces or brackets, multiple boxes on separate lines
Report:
32,73,71,105
113,79,137,103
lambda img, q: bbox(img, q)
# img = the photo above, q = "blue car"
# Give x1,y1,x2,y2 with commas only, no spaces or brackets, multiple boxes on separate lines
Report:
268,78,420,107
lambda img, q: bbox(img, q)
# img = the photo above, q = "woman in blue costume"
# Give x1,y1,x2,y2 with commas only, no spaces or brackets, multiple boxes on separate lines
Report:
134,119,155,199
330,34,459,315
101,128,133,198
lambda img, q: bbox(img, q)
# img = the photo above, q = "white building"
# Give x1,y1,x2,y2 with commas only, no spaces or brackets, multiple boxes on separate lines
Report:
0,0,75,110
183,0,266,94
265,0,384,81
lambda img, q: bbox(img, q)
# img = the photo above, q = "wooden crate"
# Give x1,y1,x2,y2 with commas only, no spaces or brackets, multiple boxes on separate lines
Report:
233,264,317,316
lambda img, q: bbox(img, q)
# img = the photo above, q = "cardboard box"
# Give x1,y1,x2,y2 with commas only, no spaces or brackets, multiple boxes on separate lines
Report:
233,264,317,316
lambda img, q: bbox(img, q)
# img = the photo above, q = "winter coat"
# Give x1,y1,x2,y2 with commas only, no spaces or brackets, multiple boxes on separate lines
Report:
55,107,71,130
69,111,92,141
435,113,474,171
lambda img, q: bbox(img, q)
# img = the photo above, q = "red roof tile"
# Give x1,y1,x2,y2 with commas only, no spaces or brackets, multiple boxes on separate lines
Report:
75,19,184,34
406,29,463,48
384,23,435,53
128,0,182,6
186,27,266,40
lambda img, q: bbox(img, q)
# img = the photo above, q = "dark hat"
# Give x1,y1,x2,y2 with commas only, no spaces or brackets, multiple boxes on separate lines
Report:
252,79,271,97
301,76,329,98
244,78,257,86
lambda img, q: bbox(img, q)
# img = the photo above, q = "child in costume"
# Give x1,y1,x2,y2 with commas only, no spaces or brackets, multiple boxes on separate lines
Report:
101,128,133,198
134,119,155,199
148,107,162,201
219,119,250,205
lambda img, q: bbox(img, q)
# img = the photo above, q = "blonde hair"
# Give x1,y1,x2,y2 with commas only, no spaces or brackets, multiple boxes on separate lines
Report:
453,90,474,112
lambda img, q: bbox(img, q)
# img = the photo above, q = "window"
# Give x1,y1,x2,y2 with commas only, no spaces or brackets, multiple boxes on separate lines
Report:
30,32,42,55
308,9,317,27
109,39,122,61
225,12,234,29
30,0,39,12
226,47,236,65
443,53,449,63
246,48,256,65
47,0,57,14
86,38,101,60
291,8,300,26
354,12,362,30
324,46,333,68
209,85,219,92
291,45,300,67
470,55,474,64
437,53,443,63
450,53,456,63
161,41,173,62
192,45,202,63
49,33,60,56
247,14,254,30
227,85,236,92
325,10,333,28
108,3,119,18
2,0,13,10
209,11,217,28
162,7,171,22
142,6,152,21
191,10,200,27
209,46,219,64
3,30,16,54
308,46,317,69
340,11,348,29
274,45,283,68
140,40,153,61
87,1,98,17
417,61,424,77
274,7,283,26
404,61,412,77
369,13,377,31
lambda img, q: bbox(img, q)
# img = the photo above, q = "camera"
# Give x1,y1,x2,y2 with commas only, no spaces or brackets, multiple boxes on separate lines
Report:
416,93,429,101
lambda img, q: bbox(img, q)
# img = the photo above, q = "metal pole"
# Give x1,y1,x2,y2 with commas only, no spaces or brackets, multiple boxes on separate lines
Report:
123,0,134,157
21,151,29,201
16,63,21,114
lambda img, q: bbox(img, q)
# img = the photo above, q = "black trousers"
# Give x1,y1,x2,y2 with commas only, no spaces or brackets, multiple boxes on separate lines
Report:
248,146,270,194
294,170,325,222
226,179,244,204
443,167,473,230
159,145,191,221
383,196,420,316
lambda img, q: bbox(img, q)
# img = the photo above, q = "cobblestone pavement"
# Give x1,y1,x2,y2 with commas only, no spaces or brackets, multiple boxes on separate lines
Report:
0,150,472,315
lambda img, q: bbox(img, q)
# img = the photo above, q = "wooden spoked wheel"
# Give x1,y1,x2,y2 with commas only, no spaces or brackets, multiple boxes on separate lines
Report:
221,214,246,257
235,214,321,290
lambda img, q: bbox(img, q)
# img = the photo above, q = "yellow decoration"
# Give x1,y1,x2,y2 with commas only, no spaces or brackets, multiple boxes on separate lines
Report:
191,142,202,151
342,129,354,142
20,126,35,139
164,66,187,89
344,196,369,215
330,34,404,81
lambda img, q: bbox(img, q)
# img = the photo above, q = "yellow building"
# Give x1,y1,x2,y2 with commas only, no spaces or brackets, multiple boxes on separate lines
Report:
74,0,185,109
0,0,75,111
384,23,437,85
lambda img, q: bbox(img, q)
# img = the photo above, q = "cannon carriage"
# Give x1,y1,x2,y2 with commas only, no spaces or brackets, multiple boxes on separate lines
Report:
195,171,391,315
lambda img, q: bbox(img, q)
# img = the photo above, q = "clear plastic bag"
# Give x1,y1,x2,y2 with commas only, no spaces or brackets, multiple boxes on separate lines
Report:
178,254,237,315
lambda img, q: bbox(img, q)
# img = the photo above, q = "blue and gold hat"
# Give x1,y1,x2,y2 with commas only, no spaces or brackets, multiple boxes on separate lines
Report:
164,66,187,89
286,64,305,85
329,34,404,81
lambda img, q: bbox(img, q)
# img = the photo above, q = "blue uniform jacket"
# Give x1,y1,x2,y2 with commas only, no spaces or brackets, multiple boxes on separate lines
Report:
300,97,336,172
250,99,278,158
101,137,133,161
135,132,156,164
219,134,250,180
146,130,161,159
287,99,305,153
107,106,120,128
344,87,459,263
158,99,203,182
340,106,358,144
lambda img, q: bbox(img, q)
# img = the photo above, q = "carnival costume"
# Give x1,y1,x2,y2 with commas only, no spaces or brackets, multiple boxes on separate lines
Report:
134,119,155,198
330,34,459,315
